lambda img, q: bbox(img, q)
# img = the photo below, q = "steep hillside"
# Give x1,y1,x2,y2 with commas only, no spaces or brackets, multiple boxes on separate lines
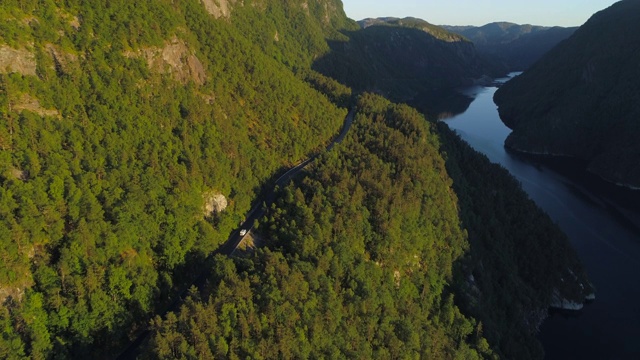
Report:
0,0,348,357
223,0,358,67
145,94,496,359
494,0,640,188
437,124,593,359
0,0,594,359
444,22,576,70
314,17,502,102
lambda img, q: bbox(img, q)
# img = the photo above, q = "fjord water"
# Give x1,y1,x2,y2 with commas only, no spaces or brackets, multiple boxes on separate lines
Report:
444,74,640,359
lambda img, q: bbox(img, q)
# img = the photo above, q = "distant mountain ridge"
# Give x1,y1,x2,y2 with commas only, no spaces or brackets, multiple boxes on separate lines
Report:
494,0,640,188
0,1,593,358
443,22,549,45
358,17,467,42
315,16,502,104
443,22,577,70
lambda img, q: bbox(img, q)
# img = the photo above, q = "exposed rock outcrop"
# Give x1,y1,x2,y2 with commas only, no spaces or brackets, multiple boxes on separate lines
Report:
550,289,596,311
200,0,238,19
0,45,36,76
549,267,595,311
13,93,60,118
46,43,78,75
0,286,25,304
203,192,228,217
126,37,207,85
10,168,28,181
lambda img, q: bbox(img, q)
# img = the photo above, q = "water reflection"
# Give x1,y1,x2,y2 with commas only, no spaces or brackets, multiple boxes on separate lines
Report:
408,88,475,120
442,76,640,359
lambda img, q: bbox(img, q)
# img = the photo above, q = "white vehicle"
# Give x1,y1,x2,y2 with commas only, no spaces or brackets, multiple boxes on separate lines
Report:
239,229,248,236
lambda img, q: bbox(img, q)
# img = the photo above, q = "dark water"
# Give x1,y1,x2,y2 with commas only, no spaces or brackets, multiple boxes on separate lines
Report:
444,74,640,359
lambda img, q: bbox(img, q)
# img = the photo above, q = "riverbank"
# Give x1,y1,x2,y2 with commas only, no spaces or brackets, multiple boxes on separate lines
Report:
444,79,640,359
505,151,640,232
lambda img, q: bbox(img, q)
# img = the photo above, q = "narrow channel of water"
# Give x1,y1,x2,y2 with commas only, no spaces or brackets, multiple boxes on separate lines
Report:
444,74,640,359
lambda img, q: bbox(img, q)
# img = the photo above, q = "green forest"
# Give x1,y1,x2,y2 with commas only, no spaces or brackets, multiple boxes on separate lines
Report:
493,0,640,187
437,124,591,359
0,0,591,359
0,0,348,357
146,94,495,359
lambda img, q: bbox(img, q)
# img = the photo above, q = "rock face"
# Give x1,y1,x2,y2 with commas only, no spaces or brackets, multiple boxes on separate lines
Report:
126,37,207,85
0,286,26,304
45,43,78,75
550,266,595,311
203,192,228,217
550,288,596,311
200,0,238,19
494,0,640,188
0,45,37,76
13,93,60,118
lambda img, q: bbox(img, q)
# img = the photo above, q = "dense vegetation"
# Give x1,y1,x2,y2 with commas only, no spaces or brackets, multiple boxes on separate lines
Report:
144,93,595,360
313,20,502,102
228,0,358,68
146,94,495,359
443,22,576,71
494,0,640,188
0,0,348,357
437,124,592,359
0,0,595,359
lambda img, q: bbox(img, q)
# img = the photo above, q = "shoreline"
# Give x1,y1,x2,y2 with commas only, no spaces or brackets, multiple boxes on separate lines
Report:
503,140,640,192
503,147,640,233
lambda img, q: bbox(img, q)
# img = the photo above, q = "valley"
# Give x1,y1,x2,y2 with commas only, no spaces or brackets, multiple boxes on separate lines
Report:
0,1,633,359
445,75,640,359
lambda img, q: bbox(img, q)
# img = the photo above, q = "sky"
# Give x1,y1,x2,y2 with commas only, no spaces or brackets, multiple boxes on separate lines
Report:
341,0,620,27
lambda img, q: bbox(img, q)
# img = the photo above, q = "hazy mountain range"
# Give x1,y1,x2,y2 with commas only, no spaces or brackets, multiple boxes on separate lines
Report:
494,0,640,188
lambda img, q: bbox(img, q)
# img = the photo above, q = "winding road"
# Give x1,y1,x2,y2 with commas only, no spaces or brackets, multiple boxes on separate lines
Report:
117,107,356,359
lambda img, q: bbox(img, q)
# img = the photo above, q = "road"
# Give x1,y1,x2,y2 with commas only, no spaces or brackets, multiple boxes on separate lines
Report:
221,106,355,254
117,107,355,359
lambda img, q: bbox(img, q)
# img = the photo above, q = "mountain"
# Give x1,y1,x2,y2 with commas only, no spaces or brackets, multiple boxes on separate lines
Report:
358,17,467,41
443,22,577,70
444,22,548,47
494,0,640,188
0,0,352,357
314,17,503,103
0,1,592,359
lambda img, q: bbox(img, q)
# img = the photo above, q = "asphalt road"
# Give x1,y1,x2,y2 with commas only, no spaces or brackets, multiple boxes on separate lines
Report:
117,107,355,359
218,106,354,254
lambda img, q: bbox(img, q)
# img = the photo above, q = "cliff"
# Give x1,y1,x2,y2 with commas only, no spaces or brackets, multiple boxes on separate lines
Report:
443,22,576,71
494,0,640,188
314,17,502,101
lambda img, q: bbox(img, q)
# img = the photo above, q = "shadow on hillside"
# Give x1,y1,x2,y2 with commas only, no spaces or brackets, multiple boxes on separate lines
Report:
311,25,495,119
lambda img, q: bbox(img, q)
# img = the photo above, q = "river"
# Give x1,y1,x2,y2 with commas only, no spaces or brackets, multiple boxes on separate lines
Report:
443,74,640,359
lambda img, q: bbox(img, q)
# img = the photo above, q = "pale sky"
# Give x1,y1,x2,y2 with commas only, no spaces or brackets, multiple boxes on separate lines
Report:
341,0,620,27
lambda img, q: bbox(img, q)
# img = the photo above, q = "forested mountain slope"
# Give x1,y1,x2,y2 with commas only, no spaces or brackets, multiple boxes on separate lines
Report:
0,0,593,359
437,124,592,359
0,0,348,357
314,17,503,102
443,22,576,70
146,94,496,359
494,0,640,188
